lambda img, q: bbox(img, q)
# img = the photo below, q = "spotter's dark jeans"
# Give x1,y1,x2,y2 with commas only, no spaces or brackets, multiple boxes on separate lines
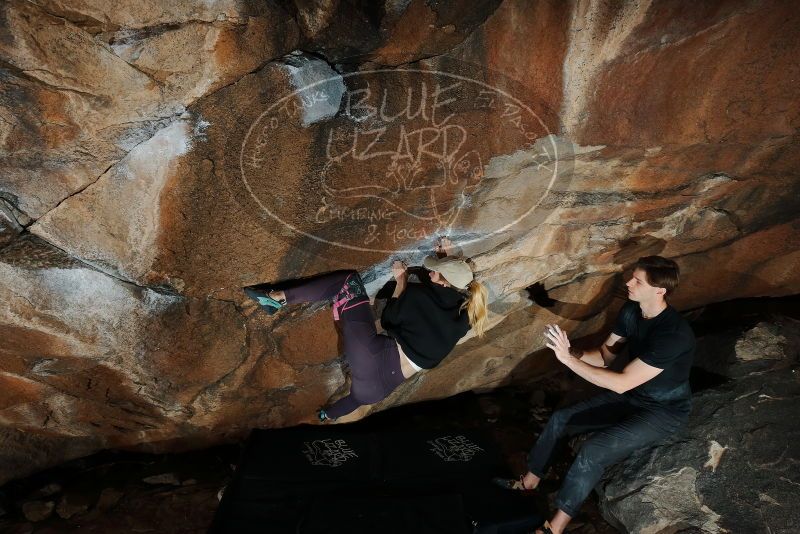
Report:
527,390,687,518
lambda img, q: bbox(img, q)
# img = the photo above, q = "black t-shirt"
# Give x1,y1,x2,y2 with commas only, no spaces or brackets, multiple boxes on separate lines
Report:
379,270,470,369
613,301,695,415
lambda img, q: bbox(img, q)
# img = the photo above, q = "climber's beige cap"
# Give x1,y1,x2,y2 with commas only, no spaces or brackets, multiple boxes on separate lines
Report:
423,255,474,290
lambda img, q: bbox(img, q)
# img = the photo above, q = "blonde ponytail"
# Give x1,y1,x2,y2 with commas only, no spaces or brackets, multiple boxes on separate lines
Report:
461,280,488,338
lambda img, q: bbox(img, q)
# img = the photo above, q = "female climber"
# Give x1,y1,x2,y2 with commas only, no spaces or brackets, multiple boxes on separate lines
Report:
244,237,489,422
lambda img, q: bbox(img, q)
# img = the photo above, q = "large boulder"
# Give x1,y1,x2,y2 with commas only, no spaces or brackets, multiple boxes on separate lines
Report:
0,200,23,247
597,318,800,533
1,0,799,485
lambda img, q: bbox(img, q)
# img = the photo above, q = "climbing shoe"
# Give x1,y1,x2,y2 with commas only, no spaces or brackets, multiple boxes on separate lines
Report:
492,476,537,492
244,287,285,315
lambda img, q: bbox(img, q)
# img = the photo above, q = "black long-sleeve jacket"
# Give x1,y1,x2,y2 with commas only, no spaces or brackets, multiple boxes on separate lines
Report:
380,270,471,369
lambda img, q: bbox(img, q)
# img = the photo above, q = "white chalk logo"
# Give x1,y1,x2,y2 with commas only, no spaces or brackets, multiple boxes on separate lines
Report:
302,438,358,467
428,435,484,462
239,58,565,253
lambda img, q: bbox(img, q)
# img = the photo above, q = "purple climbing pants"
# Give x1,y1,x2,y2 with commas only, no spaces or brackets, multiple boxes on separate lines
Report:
283,270,404,418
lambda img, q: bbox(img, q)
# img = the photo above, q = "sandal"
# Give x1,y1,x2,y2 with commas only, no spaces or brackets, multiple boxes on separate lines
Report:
244,287,285,315
535,520,555,534
492,475,536,492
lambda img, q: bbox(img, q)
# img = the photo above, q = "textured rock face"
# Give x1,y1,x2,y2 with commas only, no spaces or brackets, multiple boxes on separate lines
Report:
597,318,800,533
734,320,800,361
1,0,799,484
0,0,298,220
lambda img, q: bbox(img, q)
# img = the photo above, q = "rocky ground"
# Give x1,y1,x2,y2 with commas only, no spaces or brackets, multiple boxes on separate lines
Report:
0,446,235,533
0,297,797,533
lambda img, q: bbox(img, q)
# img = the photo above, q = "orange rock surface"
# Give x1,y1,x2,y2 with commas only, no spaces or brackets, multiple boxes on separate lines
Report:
1,0,798,484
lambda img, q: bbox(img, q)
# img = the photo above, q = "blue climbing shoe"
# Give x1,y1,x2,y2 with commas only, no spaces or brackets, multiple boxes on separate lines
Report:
244,287,285,315
318,409,332,423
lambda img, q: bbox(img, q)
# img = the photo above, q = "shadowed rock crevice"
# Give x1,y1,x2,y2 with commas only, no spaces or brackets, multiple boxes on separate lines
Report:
275,0,504,66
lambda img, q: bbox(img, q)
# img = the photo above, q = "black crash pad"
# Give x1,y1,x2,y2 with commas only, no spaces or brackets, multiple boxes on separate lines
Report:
211,423,542,533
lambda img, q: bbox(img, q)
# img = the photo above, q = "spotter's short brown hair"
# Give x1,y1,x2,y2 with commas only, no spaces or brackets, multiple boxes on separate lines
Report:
633,256,680,296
